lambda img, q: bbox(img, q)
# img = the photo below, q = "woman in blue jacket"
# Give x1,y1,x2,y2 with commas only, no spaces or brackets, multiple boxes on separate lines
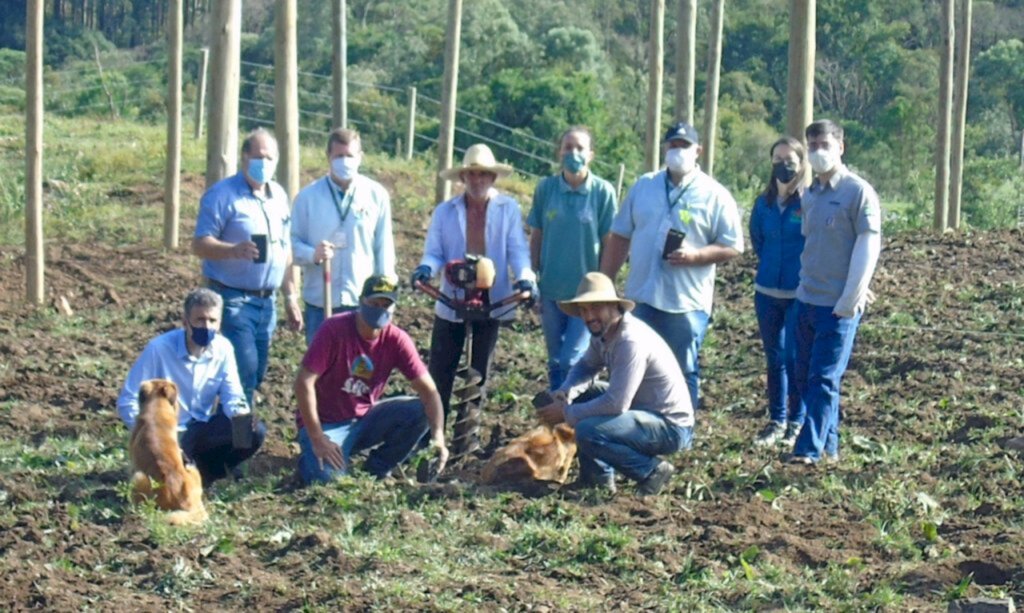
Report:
750,136,807,447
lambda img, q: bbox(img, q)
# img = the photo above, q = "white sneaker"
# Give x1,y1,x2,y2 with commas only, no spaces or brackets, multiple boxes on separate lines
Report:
754,421,786,447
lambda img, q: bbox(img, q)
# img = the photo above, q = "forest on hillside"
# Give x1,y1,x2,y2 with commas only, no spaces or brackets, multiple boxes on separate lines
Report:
0,0,1022,227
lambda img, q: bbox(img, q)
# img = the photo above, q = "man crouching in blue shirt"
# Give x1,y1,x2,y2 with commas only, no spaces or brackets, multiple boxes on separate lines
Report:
118,288,265,485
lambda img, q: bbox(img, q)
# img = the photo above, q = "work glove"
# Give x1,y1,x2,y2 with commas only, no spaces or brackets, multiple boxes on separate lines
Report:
513,278,539,309
410,265,432,290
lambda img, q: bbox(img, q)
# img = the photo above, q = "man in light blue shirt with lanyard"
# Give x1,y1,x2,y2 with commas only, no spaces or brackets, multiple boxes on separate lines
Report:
602,122,744,411
292,128,396,344
118,289,265,485
193,128,302,406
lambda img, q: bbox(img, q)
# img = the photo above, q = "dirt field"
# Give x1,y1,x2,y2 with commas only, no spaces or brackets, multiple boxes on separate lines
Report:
0,220,1021,609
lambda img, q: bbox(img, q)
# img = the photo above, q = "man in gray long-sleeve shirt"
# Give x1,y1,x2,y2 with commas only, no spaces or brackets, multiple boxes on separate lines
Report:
538,272,694,495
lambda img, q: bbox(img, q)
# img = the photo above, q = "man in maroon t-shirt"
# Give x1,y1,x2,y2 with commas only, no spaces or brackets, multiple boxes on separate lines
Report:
294,275,449,484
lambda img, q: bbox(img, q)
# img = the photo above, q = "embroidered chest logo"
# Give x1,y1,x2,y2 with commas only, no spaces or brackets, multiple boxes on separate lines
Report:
678,209,693,225
342,355,375,397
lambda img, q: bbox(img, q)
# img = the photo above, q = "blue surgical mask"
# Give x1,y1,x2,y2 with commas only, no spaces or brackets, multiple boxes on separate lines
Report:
331,156,360,182
247,157,277,185
190,326,215,347
562,151,587,175
359,303,394,329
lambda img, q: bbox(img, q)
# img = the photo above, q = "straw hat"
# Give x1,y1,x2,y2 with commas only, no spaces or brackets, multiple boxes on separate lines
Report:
439,144,514,182
558,272,635,317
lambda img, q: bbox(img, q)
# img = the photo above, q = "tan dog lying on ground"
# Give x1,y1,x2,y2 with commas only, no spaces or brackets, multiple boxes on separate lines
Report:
481,423,577,485
129,379,207,525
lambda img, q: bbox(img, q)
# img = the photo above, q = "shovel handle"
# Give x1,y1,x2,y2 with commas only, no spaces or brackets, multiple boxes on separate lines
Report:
323,257,332,315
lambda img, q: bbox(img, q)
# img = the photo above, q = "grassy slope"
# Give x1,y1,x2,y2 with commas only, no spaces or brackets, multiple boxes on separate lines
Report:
0,112,1021,610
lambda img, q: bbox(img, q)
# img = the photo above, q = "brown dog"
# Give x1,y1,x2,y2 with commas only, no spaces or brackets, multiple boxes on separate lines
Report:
129,379,207,525
481,424,577,485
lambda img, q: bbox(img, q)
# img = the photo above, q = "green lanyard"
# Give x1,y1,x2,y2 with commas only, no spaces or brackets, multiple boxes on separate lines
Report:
328,178,356,225
665,174,694,212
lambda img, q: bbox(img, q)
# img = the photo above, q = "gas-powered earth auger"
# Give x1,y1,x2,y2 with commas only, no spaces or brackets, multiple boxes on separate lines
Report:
413,255,531,467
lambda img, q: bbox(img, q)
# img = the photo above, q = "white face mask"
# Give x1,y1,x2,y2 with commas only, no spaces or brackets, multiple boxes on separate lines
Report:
331,156,360,181
666,146,698,174
808,149,839,174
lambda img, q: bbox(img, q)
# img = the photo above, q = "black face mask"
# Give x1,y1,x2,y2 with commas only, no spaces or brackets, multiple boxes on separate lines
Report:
772,161,798,185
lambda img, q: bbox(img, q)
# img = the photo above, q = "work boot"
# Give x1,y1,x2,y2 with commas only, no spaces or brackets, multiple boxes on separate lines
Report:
754,421,786,447
636,461,674,496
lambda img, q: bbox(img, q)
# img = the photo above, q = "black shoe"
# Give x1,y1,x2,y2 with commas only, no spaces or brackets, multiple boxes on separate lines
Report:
636,461,674,496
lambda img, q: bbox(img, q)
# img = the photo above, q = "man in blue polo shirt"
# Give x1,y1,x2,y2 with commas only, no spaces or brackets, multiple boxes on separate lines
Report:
193,128,302,405
601,121,744,411
787,119,881,465
118,288,265,485
527,126,617,390
292,127,396,345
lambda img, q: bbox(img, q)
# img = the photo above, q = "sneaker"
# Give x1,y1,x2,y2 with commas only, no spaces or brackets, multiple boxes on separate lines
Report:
781,452,815,466
754,421,787,447
636,461,675,496
782,421,801,447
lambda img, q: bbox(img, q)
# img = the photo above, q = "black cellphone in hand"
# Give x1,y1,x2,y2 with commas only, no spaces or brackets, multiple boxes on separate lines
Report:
251,234,268,263
663,229,686,259
231,413,254,449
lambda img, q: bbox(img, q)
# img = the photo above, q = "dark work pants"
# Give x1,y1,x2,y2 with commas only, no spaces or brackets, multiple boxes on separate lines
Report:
179,412,266,486
427,316,501,422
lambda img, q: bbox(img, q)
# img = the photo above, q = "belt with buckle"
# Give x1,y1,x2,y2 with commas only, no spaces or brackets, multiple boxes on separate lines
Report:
207,279,275,299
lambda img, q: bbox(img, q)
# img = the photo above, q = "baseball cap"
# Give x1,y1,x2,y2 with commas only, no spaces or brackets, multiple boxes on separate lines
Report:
663,121,700,145
360,275,399,302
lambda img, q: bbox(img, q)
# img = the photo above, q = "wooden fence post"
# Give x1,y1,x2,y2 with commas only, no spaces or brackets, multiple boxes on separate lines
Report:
164,0,183,250
25,0,44,304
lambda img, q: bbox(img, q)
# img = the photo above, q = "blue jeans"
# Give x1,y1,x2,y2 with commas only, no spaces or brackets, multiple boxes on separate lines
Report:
792,301,861,460
179,411,267,486
754,292,804,425
540,298,591,390
216,288,277,406
575,409,693,484
632,304,709,411
303,303,357,346
297,396,428,484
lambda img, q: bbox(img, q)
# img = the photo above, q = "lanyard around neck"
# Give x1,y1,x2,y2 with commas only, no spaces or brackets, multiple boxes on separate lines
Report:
328,178,356,225
665,173,694,212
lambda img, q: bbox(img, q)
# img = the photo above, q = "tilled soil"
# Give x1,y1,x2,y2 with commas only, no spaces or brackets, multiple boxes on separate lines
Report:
0,222,1022,609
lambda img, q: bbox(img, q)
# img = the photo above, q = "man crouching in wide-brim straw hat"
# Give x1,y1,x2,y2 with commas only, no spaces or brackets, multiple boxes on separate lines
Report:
537,272,694,495
411,144,537,453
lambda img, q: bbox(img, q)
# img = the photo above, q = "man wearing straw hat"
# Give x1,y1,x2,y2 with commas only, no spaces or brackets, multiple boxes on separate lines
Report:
411,144,538,438
537,272,694,495
292,128,396,345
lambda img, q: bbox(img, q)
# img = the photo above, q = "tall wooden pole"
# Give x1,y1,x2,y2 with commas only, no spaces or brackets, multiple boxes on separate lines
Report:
435,0,463,204
205,0,241,187
674,0,697,124
193,47,208,139
934,0,955,232
406,86,417,160
702,0,724,176
25,0,44,304
332,0,348,129
786,0,815,141
164,0,183,250
274,0,299,200
645,0,666,173
949,0,972,230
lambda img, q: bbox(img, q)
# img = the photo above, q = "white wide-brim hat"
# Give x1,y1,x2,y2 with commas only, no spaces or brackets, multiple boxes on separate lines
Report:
558,272,635,318
439,143,514,182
